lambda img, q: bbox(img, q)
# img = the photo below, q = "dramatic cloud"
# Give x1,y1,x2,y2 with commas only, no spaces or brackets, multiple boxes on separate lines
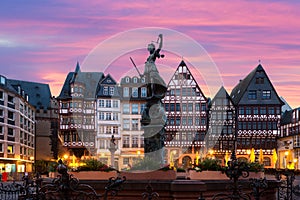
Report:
0,0,299,108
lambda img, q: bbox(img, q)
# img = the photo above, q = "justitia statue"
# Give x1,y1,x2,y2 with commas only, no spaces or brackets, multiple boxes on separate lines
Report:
140,34,167,165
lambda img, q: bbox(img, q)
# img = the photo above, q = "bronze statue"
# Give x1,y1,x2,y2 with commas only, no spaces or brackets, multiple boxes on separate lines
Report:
139,34,167,165
143,34,167,99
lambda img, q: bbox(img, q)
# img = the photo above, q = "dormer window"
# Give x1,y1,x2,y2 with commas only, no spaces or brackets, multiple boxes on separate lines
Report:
141,77,145,83
133,77,138,83
0,76,6,85
103,87,108,95
109,87,114,95
125,77,130,83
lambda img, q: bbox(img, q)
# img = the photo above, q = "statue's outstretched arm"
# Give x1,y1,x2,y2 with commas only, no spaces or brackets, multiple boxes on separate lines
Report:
158,34,163,50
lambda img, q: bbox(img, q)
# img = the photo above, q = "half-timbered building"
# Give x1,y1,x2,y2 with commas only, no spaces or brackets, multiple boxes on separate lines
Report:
163,60,208,168
230,64,283,167
278,107,300,169
207,86,236,158
57,63,105,158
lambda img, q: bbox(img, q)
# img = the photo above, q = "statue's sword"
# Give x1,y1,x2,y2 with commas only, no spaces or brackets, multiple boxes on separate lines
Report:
130,57,143,78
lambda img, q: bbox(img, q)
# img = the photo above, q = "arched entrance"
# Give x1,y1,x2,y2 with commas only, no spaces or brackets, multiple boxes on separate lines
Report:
182,156,192,169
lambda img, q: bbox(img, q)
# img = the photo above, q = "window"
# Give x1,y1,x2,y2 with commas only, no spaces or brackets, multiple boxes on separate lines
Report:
105,113,111,120
113,113,118,120
239,107,245,115
123,135,130,148
261,107,266,115
99,100,104,107
0,126,3,134
8,128,14,136
125,77,130,83
201,103,206,111
176,117,180,125
109,87,114,95
253,107,258,115
256,78,264,84
0,76,5,85
132,119,139,130
133,77,138,83
0,109,3,117
0,143,2,153
188,117,193,125
99,140,106,149
182,117,186,125
201,118,206,125
248,90,257,99
182,103,187,112
132,87,138,97
132,135,139,147
105,126,112,134
263,157,271,166
195,104,200,111
106,100,111,108
113,100,118,108
246,107,251,115
132,104,139,114
123,158,129,165
8,95,14,104
123,87,129,97
123,119,130,130
8,111,14,120
195,117,200,125
0,91,3,99
7,144,14,153
141,77,145,83
141,87,147,97
113,126,118,134
175,103,180,112
269,107,275,115
262,90,271,99
188,103,193,112
140,104,145,114
123,104,130,114
99,112,105,120
103,86,108,95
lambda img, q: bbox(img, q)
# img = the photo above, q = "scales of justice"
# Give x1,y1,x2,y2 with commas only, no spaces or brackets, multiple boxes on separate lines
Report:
130,34,167,165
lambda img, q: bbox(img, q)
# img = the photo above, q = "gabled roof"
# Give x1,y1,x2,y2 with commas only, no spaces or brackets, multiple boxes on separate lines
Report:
230,64,284,106
210,86,232,107
166,60,207,100
96,74,121,98
57,63,105,99
7,79,52,110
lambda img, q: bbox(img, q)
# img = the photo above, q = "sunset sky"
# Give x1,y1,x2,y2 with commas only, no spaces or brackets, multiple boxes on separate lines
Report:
0,0,299,108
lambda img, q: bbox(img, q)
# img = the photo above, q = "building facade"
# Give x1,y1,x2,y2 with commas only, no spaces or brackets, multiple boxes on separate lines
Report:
230,64,283,167
7,79,59,162
57,63,105,159
207,86,236,159
278,108,300,169
119,76,147,170
96,74,121,168
163,61,208,168
0,75,35,173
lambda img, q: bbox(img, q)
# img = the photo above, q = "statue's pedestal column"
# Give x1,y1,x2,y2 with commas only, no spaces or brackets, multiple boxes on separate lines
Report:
109,146,117,168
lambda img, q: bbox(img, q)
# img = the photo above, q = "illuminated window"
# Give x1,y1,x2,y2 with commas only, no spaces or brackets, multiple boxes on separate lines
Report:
7,145,14,154
262,90,271,99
